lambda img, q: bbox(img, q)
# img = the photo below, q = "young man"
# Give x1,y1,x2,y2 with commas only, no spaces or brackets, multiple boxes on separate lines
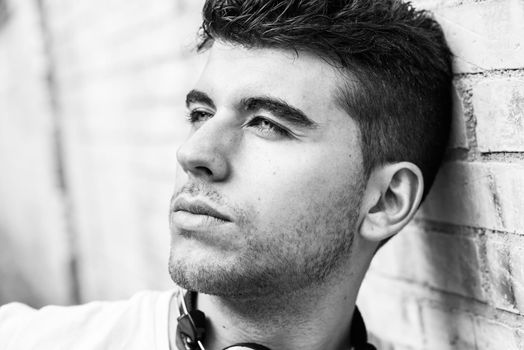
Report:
0,1,452,349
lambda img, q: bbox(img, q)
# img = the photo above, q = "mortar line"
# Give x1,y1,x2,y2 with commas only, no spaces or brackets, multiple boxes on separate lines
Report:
454,67,524,79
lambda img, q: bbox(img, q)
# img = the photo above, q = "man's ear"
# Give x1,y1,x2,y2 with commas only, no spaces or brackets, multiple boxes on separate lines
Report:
359,162,424,242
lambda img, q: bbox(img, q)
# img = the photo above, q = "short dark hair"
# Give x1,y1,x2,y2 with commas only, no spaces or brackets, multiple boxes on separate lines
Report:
197,0,453,199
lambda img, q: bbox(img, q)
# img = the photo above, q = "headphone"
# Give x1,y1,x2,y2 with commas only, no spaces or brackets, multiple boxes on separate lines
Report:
175,288,376,350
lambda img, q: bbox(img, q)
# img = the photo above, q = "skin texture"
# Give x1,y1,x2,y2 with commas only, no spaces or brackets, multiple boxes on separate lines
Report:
167,42,424,350
169,42,366,298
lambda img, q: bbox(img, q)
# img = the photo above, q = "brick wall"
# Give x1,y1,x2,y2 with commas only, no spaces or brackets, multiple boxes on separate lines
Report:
0,0,206,305
1,0,523,348
358,0,524,349
40,0,208,301
0,0,73,305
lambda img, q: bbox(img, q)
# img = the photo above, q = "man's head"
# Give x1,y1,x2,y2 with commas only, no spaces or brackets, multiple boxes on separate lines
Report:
169,0,452,297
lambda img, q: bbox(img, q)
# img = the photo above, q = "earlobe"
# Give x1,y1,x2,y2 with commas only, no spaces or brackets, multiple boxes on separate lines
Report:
359,163,424,242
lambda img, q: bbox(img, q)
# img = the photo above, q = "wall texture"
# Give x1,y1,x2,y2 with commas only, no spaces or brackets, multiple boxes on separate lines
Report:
0,0,523,349
0,0,206,305
358,0,524,349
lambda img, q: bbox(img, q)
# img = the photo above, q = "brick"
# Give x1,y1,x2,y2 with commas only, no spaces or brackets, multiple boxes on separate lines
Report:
473,77,524,153
371,224,484,300
485,236,519,313
509,243,524,314
368,223,420,279
489,163,524,234
422,306,476,350
358,275,425,349
486,236,524,314
431,0,524,73
422,162,524,234
474,317,522,350
448,85,468,149
418,232,483,300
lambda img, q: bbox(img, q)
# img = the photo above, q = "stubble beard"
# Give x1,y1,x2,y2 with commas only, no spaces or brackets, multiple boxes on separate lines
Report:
168,181,364,299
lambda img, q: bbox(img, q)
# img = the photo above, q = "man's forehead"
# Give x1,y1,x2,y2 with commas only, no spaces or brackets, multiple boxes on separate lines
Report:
193,42,350,122
201,41,341,84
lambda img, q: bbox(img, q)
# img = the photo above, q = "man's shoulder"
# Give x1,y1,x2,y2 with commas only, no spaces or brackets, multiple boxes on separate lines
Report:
0,289,176,350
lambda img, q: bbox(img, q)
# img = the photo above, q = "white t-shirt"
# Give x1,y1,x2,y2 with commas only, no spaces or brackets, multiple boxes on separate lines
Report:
0,290,176,350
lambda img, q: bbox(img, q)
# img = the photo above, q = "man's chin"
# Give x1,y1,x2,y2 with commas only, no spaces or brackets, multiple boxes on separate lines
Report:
168,245,239,295
168,257,245,297
168,249,284,298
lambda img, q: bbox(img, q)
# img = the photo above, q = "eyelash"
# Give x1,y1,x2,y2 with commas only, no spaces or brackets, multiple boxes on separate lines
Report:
185,110,291,138
185,110,212,124
245,116,290,137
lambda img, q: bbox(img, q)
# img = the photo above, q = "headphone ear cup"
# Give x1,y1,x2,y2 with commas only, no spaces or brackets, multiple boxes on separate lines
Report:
189,309,207,339
176,309,207,344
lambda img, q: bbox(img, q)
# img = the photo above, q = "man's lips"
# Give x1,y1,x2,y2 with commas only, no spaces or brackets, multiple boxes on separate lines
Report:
171,196,240,247
172,197,232,222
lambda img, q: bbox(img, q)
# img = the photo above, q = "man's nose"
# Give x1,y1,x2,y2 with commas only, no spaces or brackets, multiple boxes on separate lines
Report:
176,117,235,182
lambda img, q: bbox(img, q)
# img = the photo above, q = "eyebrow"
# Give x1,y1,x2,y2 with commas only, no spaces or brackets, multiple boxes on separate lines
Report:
186,89,216,109
240,96,317,129
185,89,317,129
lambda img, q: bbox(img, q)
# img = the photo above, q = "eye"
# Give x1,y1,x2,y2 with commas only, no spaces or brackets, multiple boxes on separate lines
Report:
185,109,213,125
246,116,291,138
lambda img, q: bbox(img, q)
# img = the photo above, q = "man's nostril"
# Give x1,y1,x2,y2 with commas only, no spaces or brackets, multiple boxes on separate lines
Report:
195,166,213,177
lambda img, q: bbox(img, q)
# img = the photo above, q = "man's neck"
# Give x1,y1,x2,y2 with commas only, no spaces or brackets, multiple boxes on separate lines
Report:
197,282,358,350
168,243,376,350
168,258,370,350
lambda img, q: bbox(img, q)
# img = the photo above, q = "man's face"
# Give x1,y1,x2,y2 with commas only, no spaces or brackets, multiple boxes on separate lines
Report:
169,42,365,297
